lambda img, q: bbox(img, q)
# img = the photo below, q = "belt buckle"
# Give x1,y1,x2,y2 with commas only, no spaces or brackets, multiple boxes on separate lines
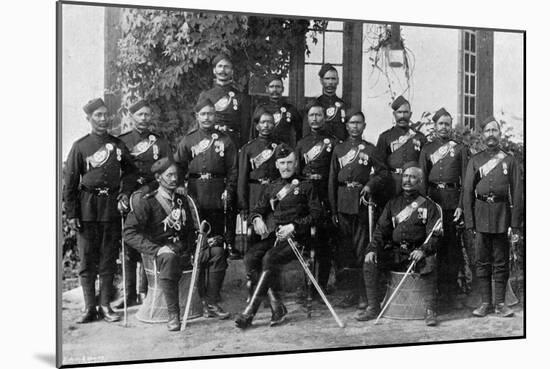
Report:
437,183,445,189
400,242,409,250
137,177,145,185
199,173,212,180
259,178,269,185
395,168,403,174
97,187,109,196
486,194,495,203
309,174,321,180
346,182,359,188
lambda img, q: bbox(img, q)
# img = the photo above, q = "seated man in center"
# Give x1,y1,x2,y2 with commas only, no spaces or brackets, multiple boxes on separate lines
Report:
361,161,443,326
235,144,322,329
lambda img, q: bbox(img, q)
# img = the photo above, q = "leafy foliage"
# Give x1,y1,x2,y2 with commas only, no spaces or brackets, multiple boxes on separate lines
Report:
110,9,327,146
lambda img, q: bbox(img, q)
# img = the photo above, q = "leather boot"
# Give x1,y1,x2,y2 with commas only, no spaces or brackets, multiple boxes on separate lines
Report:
207,270,226,304
425,309,437,326
76,276,97,324
472,302,493,317
494,303,514,317
355,305,380,321
99,274,115,308
268,288,287,327
235,271,270,329
98,305,121,323
245,272,258,304
167,311,181,331
202,301,230,319
493,279,507,307
159,279,181,329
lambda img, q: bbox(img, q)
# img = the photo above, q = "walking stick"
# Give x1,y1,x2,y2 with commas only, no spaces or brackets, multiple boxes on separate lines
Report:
287,238,345,328
182,220,210,331
374,260,416,325
120,214,128,327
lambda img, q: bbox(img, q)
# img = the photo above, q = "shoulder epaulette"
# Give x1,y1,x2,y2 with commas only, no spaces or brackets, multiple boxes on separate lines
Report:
143,189,158,200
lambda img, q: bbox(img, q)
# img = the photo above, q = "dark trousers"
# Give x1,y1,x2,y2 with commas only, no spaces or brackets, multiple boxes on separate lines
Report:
196,208,229,304
244,235,296,295
78,221,120,277
475,232,509,304
311,225,331,290
363,249,437,310
336,211,369,293
156,253,183,314
77,221,120,306
122,246,147,296
437,210,462,298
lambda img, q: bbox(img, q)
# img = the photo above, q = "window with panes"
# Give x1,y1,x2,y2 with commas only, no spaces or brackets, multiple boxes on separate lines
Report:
463,30,477,130
304,21,344,97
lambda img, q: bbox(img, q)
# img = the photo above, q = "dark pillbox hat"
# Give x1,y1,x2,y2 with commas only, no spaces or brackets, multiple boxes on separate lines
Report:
432,107,450,123
318,63,337,78
194,97,215,113
83,98,106,115
480,115,500,130
212,53,232,66
150,157,174,175
274,143,294,160
391,95,410,111
128,100,150,114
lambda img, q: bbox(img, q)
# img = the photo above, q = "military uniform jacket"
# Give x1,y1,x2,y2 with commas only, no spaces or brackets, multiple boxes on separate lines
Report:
295,130,339,201
249,176,322,239
376,126,427,171
123,189,196,257
365,192,442,256
198,83,250,147
118,129,171,185
237,136,281,211
463,148,523,233
63,132,137,222
303,94,348,141
253,100,302,147
418,137,469,210
328,138,388,215
174,127,238,210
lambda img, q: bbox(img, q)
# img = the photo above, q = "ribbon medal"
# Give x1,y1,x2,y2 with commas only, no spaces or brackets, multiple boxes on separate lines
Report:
273,112,282,125
153,144,159,160
503,162,508,175
116,148,122,161
292,179,300,195
325,138,332,152
326,107,336,119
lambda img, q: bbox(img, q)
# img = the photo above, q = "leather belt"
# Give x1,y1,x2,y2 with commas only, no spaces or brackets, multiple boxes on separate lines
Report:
136,176,154,185
305,174,323,180
188,173,226,180
214,124,235,132
429,182,460,189
249,178,271,185
475,193,507,203
338,181,363,188
80,186,119,197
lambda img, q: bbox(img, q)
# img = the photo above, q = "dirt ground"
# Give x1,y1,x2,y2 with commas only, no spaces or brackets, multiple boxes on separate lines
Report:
61,285,524,366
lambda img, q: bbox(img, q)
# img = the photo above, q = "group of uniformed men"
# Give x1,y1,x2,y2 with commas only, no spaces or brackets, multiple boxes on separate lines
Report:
63,53,523,332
